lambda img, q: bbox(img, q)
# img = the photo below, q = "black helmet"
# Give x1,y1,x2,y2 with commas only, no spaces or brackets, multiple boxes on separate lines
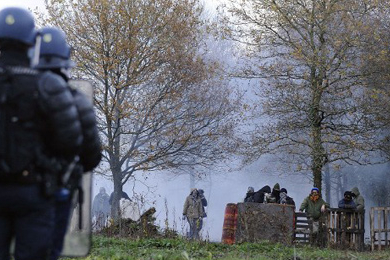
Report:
35,26,75,69
0,7,36,46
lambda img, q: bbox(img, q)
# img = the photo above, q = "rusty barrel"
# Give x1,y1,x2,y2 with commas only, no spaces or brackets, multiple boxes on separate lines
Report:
221,203,238,244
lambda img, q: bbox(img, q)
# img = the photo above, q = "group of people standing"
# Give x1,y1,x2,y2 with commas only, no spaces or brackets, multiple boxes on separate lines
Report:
243,183,365,246
244,183,295,206
182,188,207,240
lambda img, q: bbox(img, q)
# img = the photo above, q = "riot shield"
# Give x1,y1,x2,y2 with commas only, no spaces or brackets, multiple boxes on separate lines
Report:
60,79,94,256
60,172,92,256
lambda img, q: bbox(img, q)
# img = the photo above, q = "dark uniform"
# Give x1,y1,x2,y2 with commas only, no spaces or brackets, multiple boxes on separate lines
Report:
0,8,83,260
34,27,102,260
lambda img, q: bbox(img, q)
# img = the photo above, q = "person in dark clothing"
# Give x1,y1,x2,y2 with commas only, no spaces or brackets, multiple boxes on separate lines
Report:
34,26,102,260
198,189,207,212
338,191,357,209
279,188,295,206
244,186,255,202
92,187,111,229
0,8,83,260
253,185,271,203
267,183,281,203
198,189,207,231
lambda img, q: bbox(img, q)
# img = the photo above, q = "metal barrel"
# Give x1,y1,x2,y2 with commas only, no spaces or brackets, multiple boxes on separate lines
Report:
221,203,238,244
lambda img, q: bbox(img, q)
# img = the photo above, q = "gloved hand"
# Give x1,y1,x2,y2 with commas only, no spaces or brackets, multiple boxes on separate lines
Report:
321,204,326,212
182,215,186,220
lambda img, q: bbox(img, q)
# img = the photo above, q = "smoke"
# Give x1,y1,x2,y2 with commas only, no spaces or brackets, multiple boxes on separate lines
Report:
92,156,313,242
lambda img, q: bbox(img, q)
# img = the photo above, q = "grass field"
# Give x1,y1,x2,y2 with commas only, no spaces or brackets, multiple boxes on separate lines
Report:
63,235,390,260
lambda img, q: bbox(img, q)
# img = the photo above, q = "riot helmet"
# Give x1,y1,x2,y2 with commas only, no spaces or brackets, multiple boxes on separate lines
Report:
35,26,75,70
0,7,37,46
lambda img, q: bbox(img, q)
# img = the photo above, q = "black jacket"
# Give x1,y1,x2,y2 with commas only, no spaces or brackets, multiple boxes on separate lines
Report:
0,50,82,180
71,89,101,172
254,185,271,203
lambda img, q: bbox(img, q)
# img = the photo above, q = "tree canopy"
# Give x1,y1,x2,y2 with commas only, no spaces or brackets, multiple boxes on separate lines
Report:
42,0,239,217
218,0,390,191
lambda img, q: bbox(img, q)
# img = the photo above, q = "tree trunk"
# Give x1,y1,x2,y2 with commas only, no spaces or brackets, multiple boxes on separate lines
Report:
310,76,325,192
110,163,123,222
311,110,325,191
324,162,331,203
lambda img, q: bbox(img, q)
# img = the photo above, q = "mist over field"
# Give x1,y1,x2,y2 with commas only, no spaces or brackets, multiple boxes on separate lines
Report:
92,157,314,242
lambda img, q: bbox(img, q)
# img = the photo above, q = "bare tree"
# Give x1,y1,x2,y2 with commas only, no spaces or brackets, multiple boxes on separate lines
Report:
218,0,389,191
42,0,238,218
357,3,390,160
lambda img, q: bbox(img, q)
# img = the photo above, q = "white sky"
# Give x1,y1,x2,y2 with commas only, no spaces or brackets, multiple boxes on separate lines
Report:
0,0,46,10
0,0,221,13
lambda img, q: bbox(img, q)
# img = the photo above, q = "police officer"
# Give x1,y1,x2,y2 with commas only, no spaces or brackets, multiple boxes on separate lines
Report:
0,7,83,260
34,26,102,260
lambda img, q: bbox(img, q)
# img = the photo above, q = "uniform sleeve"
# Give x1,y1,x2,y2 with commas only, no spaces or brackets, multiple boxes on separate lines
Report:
72,90,102,171
38,71,83,158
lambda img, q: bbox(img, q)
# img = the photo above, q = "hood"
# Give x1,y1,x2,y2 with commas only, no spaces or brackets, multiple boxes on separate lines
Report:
351,187,360,196
259,185,271,193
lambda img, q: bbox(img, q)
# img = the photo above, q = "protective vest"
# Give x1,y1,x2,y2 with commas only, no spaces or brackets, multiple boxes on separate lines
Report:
0,66,47,182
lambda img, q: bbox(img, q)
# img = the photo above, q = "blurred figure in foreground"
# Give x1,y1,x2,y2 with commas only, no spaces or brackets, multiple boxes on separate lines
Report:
35,26,101,260
0,8,83,260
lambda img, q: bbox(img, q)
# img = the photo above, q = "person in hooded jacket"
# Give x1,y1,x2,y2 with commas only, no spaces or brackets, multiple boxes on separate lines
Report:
253,185,271,203
92,187,111,229
351,187,364,212
338,191,357,209
244,186,255,202
267,183,281,203
279,188,295,206
182,188,203,240
34,26,102,260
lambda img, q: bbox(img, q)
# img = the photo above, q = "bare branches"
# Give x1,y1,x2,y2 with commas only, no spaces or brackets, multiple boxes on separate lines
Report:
219,0,390,190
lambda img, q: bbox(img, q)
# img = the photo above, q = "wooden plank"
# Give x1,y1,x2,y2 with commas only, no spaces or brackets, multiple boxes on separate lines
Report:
385,209,389,247
378,210,382,250
371,208,374,251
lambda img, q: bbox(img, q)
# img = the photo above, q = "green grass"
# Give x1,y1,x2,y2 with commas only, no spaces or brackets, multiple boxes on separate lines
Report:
63,235,390,260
